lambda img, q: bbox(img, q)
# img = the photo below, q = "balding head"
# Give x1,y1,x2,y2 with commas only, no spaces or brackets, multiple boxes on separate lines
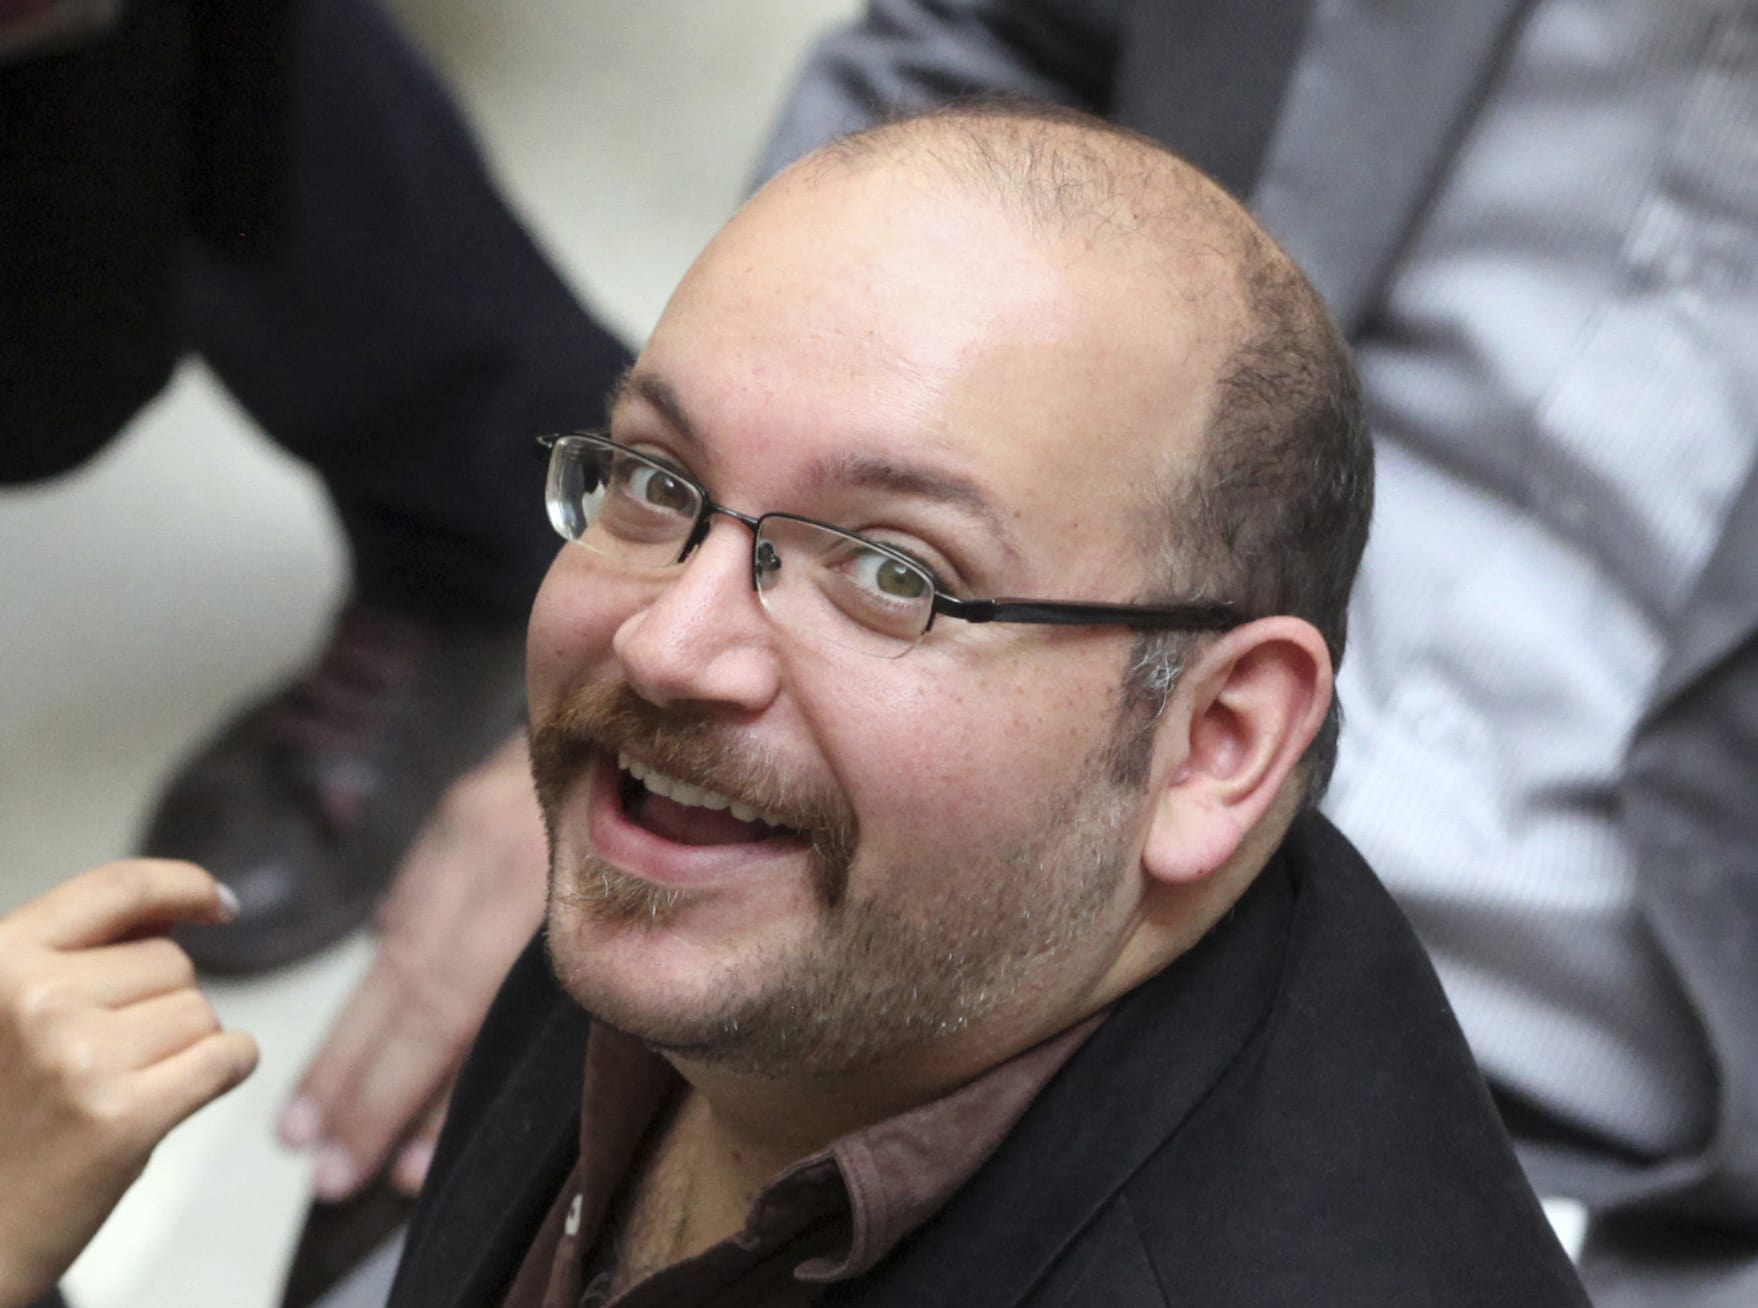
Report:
778,103,1371,800
811,100,1246,250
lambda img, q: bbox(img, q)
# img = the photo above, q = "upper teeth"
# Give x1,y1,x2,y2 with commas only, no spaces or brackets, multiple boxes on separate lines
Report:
619,751,768,824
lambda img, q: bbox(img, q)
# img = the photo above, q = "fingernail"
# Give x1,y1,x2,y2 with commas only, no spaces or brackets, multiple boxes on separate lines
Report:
279,1097,322,1148
214,883,242,922
312,1145,358,1202
394,1140,435,1193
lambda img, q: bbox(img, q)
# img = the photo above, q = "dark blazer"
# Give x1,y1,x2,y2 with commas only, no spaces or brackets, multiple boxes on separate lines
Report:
756,0,1758,1257
390,815,1587,1307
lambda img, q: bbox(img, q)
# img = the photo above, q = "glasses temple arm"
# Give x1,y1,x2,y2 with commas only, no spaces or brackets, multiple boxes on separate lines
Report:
932,595,1243,631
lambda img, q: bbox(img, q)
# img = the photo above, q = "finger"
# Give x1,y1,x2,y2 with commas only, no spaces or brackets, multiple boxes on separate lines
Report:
372,803,459,927
8,861,239,951
108,988,222,1070
129,1027,259,1144
391,1094,453,1196
57,937,199,1008
280,955,408,1148
310,1000,461,1201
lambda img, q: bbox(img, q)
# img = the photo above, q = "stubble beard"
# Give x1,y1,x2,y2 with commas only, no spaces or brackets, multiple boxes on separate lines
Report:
653,791,1134,1080
531,681,1136,1081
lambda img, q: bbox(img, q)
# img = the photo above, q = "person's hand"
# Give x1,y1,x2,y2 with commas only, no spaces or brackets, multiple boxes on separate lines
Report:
279,732,548,1200
0,860,258,1308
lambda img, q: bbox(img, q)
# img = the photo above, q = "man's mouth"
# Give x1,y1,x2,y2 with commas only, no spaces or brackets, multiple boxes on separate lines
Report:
615,750,805,847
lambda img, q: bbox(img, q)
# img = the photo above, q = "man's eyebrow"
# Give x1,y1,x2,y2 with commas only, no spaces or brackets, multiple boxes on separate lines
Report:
610,370,1021,564
805,453,1024,565
608,369,699,447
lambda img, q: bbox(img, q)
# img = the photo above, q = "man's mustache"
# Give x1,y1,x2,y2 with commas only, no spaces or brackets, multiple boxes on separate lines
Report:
528,680,859,905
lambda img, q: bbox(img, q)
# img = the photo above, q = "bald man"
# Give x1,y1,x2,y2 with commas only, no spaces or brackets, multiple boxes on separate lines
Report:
385,106,1586,1307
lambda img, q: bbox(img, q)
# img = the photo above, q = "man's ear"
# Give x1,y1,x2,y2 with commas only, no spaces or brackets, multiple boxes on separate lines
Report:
1141,617,1332,886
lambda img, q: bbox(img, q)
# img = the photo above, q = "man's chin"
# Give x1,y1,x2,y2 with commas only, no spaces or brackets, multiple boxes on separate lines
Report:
544,876,849,1077
541,907,749,1058
543,875,675,990
547,875,729,1017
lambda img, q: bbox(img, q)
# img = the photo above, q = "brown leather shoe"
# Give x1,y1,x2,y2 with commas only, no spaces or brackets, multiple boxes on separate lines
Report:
141,603,527,974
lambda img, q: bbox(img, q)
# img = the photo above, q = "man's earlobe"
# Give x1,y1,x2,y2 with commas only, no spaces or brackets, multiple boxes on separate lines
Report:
1141,617,1332,886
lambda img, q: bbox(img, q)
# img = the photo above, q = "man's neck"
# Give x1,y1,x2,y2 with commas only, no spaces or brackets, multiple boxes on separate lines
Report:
653,936,1195,1169
610,1088,754,1287
612,1037,1013,1283
610,1031,992,1275
669,994,1099,1155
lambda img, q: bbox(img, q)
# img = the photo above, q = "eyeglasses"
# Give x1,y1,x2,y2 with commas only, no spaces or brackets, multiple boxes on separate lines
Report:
539,432,1244,658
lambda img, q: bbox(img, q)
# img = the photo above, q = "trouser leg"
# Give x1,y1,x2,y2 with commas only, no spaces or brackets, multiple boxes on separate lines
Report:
0,0,188,479
183,0,630,627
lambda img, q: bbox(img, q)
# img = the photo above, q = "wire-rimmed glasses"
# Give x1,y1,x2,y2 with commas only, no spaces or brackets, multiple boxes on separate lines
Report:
539,432,1245,659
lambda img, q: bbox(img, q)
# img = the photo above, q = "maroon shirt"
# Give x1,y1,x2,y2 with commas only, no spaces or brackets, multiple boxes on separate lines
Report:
502,1014,1106,1308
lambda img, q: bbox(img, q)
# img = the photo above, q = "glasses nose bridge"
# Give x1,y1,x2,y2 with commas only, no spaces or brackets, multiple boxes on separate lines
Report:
707,501,763,534
679,500,766,587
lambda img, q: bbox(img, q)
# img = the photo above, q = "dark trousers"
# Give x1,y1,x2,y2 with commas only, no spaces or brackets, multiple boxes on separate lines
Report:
3,0,630,626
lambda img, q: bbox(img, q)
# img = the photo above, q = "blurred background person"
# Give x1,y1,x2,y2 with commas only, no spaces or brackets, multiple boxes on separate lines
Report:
1,0,630,976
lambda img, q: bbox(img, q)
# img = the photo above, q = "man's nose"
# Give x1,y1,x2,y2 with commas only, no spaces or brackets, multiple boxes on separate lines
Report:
611,516,783,714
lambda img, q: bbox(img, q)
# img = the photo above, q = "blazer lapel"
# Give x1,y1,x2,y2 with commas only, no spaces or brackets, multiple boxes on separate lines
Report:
1252,0,1534,332
390,969,588,1308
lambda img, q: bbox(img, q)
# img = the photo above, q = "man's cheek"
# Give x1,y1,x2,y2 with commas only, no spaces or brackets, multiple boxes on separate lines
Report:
847,732,1022,846
524,619,569,719
526,565,614,712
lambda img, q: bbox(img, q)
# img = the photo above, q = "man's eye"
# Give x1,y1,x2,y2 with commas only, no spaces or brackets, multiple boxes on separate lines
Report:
849,548,931,600
620,462,695,515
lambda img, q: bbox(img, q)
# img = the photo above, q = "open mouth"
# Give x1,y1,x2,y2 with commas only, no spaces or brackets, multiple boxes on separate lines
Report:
615,751,806,847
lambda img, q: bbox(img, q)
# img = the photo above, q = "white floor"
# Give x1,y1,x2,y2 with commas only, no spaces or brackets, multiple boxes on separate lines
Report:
0,3,851,1304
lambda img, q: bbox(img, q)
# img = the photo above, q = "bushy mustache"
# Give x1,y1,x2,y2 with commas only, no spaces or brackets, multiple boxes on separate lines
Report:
528,680,859,907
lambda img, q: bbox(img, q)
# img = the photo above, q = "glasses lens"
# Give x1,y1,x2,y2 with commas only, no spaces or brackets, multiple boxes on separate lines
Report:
546,436,701,566
754,516,933,658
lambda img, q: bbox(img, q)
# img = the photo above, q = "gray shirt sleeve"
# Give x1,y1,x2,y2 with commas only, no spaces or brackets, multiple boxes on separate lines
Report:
751,0,1120,184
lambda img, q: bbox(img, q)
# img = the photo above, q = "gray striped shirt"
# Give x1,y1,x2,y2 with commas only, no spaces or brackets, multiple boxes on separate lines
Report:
1327,0,1758,1158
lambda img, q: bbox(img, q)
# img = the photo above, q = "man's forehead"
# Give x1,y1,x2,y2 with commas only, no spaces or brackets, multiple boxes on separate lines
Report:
700,163,1066,318
608,367,1030,566
654,163,1231,427
627,158,1229,567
